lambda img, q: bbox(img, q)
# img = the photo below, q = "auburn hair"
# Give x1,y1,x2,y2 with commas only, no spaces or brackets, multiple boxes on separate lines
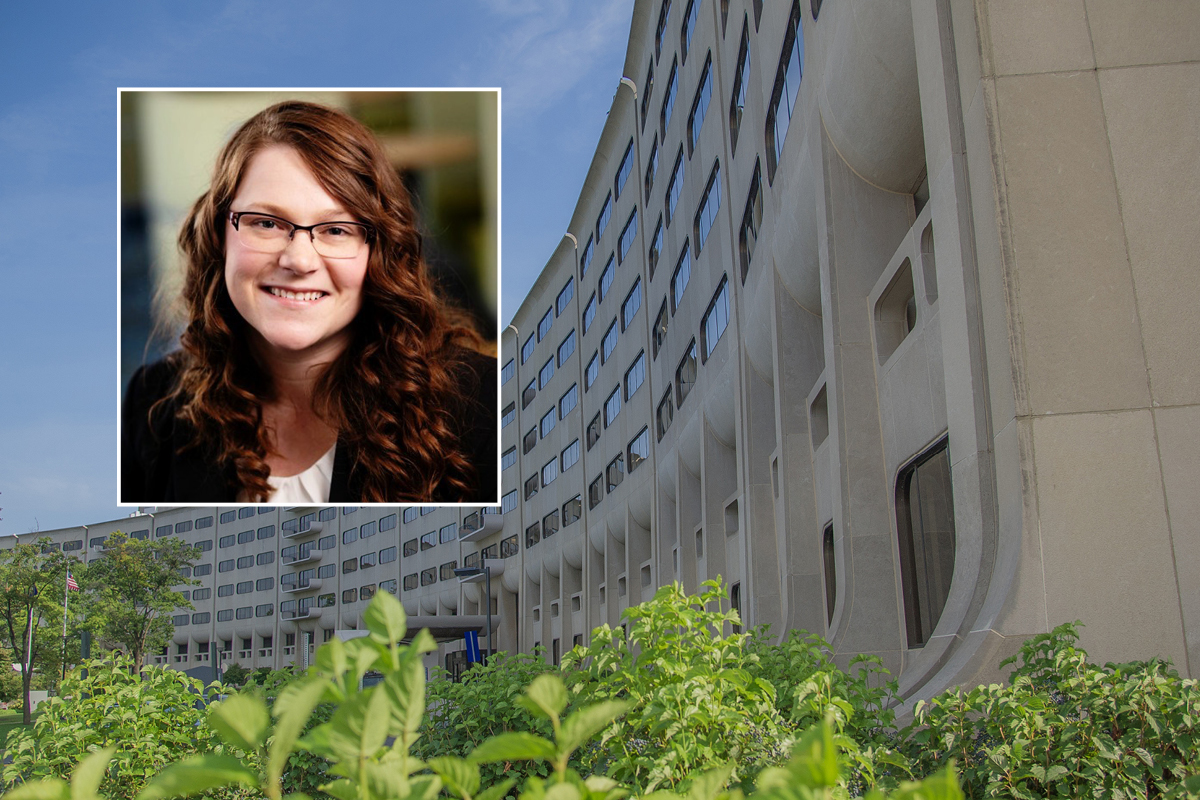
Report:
169,100,483,501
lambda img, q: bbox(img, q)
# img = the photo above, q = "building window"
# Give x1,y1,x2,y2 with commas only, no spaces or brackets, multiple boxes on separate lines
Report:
360,552,378,570
379,514,396,532
502,447,517,471
641,62,655,127
645,137,659,202
585,352,599,390
580,235,595,277
701,276,730,360
655,0,672,60
822,522,836,626
583,293,597,333
218,560,234,573
421,568,437,587
440,523,457,544
615,139,634,198
648,216,664,279
237,529,254,545
623,279,643,331
628,427,650,473
218,584,233,597
730,22,751,152
194,587,211,601
219,534,235,548
561,439,581,472
421,530,437,550
657,390,674,440
257,550,275,565
176,520,193,534
522,379,536,410
618,208,639,264
681,0,699,61
523,427,537,455
195,516,213,529
671,243,691,312
542,458,558,487
317,563,335,579
256,604,273,618
256,578,273,592
739,160,763,282
522,333,536,364
538,308,553,342
557,278,575,316
666,147,684,224
501,359,515,385
767,0,804,180
653,300,669,359
543,510,560,540
361,520,377,539
602,319,618,364
599,255,615,302
559,384,578,418
597,193,613,240
589,474,604,509
541,408,556,438
558,330,576,366
676,339,698,407
563,496,582,526
403,507,419,523
219,510,236,524
343,528,358,545
695,162,721,253
343,588,358,604
343,558,358,574
625,352,646,400
604,386,621,427
526,522,542,548
194,564,212,576
606,454,625,493
403,538,418,557
539,357,554,389
661,58,678,135
524,473,539,501
687,55,713,154
502,403,516,428
587,412,602,451
502,490,518,514
217,609,233,622
439,561,458,581
896,438,956,648
257,525,275,540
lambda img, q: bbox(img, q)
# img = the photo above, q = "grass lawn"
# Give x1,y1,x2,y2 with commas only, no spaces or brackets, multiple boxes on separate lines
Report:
0,710,39,752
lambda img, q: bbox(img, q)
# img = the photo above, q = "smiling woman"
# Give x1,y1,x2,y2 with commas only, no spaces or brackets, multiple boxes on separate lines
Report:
121,99,499,504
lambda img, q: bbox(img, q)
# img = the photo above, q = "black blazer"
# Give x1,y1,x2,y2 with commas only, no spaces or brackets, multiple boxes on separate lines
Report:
121,351,498,503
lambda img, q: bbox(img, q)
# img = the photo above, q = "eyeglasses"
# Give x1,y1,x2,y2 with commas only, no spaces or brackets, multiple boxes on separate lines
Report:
228,211,372,259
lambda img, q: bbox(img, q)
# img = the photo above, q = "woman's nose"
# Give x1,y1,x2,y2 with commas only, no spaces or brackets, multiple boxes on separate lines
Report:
279,230,322,273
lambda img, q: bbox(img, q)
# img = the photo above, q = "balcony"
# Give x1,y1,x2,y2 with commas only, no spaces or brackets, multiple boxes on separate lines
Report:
456,558,505,583
459,508,504,542
282,520,324,539
238,649,252,660
282,548,324,567
281,605,323,621
281,579,322,594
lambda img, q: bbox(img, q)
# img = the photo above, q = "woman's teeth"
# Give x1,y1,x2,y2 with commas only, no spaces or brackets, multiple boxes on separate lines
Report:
269,287,325,301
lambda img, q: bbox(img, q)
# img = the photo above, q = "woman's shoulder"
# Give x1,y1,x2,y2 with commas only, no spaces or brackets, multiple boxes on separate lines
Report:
126,353,187,404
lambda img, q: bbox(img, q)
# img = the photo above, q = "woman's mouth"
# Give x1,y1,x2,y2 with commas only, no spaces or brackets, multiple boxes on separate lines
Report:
266,287,328,302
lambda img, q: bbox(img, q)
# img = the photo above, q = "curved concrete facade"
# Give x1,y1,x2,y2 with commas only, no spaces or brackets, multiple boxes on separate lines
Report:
13,0,1199,699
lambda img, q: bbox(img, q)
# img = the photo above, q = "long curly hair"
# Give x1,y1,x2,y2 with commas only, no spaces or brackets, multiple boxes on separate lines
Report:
167,100,486,502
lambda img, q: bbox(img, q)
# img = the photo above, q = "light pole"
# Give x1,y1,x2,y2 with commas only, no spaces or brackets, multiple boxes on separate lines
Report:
453,565,492,664
23,585,38,725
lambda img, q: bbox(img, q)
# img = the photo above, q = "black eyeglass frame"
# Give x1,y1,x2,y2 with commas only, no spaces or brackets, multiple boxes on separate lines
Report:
228,211,374,252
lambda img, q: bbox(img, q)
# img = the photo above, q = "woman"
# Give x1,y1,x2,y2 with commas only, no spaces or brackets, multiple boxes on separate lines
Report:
122,100,497,503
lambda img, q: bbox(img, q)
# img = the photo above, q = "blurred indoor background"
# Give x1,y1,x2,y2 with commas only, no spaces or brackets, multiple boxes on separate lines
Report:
120,90,499,396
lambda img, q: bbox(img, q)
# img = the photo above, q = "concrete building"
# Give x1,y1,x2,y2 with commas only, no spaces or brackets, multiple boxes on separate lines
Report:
13,0,1199,701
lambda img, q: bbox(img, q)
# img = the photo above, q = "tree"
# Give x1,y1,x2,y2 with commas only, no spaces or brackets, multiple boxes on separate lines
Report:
0,539,74,723
80,531,198,670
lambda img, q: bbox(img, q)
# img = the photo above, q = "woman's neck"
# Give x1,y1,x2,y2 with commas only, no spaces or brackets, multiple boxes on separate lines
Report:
253,333,348,411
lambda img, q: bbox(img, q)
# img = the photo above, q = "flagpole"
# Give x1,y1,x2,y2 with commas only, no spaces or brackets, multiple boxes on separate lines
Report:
61,570,69,682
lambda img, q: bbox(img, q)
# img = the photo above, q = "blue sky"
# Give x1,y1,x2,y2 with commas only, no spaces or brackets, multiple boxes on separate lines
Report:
0,0,635,536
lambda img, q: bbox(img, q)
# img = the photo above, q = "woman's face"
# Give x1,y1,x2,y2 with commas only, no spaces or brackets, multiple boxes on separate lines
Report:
224,145,369,363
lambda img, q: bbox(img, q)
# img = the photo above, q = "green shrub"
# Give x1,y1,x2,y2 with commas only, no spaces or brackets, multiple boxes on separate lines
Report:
900,623,1200,798
417,649,557,791
1,654,229,798
563,579,790,794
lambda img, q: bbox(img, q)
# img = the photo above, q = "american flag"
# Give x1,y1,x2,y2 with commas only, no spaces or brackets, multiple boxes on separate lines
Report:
66,573,80,591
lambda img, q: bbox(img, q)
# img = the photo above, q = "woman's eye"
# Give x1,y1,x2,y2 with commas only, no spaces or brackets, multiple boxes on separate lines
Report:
323,225,352,237
249,216,279,230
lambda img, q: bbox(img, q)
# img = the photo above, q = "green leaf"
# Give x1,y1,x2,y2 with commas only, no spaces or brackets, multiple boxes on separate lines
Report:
364,590,408,645
428,756,481,799
382,659,426,738
545,783,582,800
558,700,631,757
362,760,413,799
269,677,330,789
135,755,259,800
685,762,735,800
787,721,840,788
469,731,558,763
4,779,70,800
318,779,358,800
207,692,270,752
69,746,116,800
475,777,517,800
520,674,568,720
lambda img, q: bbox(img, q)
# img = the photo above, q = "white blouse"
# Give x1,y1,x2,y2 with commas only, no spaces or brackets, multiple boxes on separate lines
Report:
257,443,337,503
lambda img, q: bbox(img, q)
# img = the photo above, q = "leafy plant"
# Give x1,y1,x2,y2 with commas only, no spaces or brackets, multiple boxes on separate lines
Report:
900,622,1200,798
418,649,556,791
563,579,789,794
2,654,226,798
